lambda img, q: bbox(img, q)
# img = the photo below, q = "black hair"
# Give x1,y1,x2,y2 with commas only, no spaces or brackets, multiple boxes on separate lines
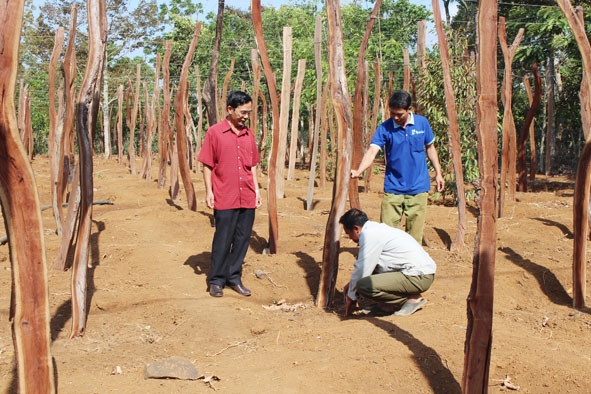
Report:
388,90,412,110
227,90,252,108
339,208,369,230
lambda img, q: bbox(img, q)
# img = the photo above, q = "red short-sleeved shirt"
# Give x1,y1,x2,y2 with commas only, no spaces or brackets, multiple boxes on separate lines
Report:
198,119,260,210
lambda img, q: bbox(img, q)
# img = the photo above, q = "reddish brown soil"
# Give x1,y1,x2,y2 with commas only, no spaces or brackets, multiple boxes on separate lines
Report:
0,156,589,393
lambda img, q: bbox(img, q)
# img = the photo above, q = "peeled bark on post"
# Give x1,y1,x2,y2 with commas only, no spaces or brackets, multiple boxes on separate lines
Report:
555,0,591,309
277,26,293,199
319,80,329,190
287,59,306,181
220,58,234,112
433,0,466,251
49,27,65,236
194,65,203,173
70,0,107,338
461,0,498,391
173,21,201,212
349,0,382,209
517,64,541,192
252,0,280,253
159,41,172,189
306,15,323,211
317,0,353,309
0,1,55,391
497,18,524,217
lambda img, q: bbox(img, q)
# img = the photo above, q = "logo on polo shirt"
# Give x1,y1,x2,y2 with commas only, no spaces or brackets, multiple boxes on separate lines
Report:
411,129,425,135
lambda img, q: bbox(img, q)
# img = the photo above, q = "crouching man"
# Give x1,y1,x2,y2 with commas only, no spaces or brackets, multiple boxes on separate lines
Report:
340,208,436,317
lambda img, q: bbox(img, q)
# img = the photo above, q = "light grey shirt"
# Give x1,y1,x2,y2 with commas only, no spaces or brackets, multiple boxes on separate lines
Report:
347,221,437,300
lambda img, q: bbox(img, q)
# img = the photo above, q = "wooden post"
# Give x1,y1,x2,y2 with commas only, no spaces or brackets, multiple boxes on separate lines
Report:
252,0,280,253
497,17,524,216
461,0,498,390
70,0,107,338
277,26,293,198
432,0,466,251
0,0,55,391
555,0,591,309
306,15,323,211
517,64,541,192
287,59,306,181
173,21,201,211
317,0,353,308
349,0,382,209
158,41,172,189
202,0,223,126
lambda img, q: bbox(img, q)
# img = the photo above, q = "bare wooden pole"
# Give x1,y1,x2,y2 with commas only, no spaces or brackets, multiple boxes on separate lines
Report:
461,0,498,391
0,1,55,391
174,21,201,212
556,0,591,309
517,64,541,192
306,15,323,211
317,0,353,308
277,26,293,198
70,0,107,338
497,17,524,216
159,41,172,189
127,64,141,175
433,0,466,251
287,59,306,181
349,0,382,209
252,0,280,253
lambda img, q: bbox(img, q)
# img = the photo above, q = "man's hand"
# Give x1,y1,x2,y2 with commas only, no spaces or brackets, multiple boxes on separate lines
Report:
205,190,215,209
435,173,445,192
255,190,262,208
350,169,361,179
343,282,356,317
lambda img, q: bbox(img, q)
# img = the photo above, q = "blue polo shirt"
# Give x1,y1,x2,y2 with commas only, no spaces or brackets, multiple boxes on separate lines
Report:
370,113,435,195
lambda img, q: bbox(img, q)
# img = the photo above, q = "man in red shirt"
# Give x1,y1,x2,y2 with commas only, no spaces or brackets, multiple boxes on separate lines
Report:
198,91,262,297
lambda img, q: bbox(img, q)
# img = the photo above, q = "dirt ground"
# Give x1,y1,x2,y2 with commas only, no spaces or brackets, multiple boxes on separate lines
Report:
0,156,590,394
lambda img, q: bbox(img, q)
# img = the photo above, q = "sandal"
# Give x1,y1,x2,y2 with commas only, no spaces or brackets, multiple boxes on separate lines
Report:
394,299,426,316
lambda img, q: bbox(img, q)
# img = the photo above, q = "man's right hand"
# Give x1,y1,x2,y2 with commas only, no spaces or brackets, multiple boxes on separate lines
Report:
350,169,361,179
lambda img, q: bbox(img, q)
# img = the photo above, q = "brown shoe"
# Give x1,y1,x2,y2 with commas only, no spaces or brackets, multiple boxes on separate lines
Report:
208,284,223,297
228,283,251,296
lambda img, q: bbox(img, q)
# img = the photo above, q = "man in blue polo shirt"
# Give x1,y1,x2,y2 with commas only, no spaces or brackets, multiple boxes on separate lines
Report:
351,90,444,244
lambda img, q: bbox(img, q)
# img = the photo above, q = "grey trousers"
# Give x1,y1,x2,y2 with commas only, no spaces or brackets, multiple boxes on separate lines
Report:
357,272,435,306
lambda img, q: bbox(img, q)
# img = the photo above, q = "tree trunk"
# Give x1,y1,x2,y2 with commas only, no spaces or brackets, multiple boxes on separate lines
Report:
252,0,280,253
173,21,201,212
102,65,111,158
461,0,498,391
317,0,353,309
287,59,306,181
366,58,381,194
433,0,467,251
0,1,55,391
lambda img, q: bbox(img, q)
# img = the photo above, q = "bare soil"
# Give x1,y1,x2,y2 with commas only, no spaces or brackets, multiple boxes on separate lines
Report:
0,156,590,394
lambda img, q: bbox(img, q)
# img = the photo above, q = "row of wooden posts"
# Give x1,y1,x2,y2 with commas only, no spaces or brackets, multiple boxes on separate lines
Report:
1,0,591,393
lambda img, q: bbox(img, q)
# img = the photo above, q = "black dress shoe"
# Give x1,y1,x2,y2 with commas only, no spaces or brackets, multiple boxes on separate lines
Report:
228,283,251,296
208,284,223,297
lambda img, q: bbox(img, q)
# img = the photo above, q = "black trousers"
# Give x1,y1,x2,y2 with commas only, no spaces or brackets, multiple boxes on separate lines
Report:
209,208,255,287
